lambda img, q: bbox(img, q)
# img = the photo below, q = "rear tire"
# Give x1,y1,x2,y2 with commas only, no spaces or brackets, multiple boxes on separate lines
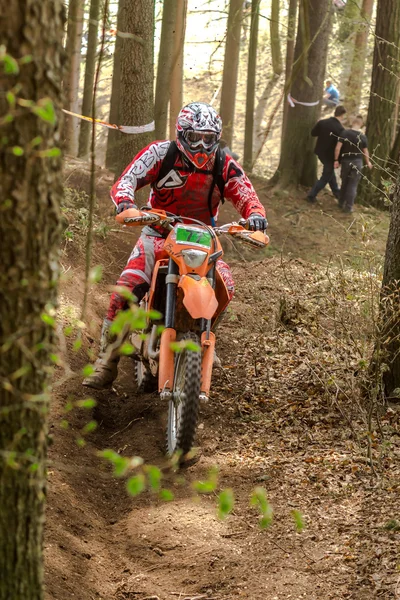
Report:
166,332,201,457
135,360,157,393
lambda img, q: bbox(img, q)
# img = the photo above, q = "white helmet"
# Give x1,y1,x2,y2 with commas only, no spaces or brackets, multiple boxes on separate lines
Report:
176,102,222,169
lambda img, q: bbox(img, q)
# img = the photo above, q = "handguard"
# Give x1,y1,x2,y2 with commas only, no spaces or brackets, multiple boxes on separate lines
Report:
115,208,167,226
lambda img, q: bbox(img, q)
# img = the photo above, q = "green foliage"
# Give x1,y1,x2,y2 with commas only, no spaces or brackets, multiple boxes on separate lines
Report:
384,519,400,531
159,488,174,501
99,449,131,477
0,46,19,74
192,466,218,494
250,487,274,529
291,509,305,532
32,98,56,125
126,473,146,496
218,488,234,520
75,398,97,409
145,465,162,491
89,265,103,283
170,339,201,353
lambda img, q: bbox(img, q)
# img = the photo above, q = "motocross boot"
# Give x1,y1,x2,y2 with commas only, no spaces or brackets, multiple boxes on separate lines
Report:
82,319,120,389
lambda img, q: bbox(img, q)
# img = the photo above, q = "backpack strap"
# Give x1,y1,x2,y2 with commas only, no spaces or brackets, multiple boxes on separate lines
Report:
207,148,226,226
156,140,179,182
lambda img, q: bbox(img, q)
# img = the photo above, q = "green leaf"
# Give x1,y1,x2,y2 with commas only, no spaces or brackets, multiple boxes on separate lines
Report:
119,342,136,356
218,488,234,520
18,54,33,65
250,487,274,529
60,419,69,429
1,53,19,74
76,437,86,447
99,449,130,477
291,509,305,532
6,91,15,108
30,136,43,148
32,98,56,125
82,420,97,434
41,313,56,327
192,466,218,494
89,264,103,283
145,465,162,491
38,147,61,158
126,473,146,496
81,364,95,377
76,398,97,409
159,488,174,501
12,146,24,156
73,338,82,351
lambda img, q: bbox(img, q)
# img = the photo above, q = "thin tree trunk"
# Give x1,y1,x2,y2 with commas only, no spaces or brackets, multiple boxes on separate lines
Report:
272,0,332,188
270,0,283,76
0,1,63,597
337,0,361,96
106,0,125,172
343,0,374,116
281,0,298,142
358,0,400,208
155,0,178,140
169,0,188,141
379,175,400,397
219,0,243,148
115,0,155,186
252,73,280,156
63,0,84,155
244,0,260,171
78,0,100,158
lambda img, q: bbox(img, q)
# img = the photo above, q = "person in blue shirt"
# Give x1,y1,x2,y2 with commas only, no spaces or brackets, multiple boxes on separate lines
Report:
323,80,340,107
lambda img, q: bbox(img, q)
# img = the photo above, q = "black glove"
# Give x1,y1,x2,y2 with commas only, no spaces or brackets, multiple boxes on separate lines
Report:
246,213,268,231
116,200,137,214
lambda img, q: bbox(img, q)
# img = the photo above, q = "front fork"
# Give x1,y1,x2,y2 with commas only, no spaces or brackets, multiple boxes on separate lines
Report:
158,260,217,399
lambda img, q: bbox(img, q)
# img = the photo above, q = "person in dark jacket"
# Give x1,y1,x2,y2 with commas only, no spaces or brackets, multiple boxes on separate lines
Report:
307,105,347,204
334,115,372,213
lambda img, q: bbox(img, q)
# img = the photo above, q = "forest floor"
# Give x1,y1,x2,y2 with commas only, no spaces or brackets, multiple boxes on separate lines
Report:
44,158,400,600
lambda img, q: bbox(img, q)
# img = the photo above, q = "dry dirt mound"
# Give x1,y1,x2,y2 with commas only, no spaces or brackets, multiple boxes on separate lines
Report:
44,161,399,600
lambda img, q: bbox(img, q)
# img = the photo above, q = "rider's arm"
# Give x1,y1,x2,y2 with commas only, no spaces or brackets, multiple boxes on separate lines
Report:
222,156,266,220
110,141,171,210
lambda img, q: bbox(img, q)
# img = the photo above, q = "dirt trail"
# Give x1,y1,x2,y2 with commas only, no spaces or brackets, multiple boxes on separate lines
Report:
45,169,399,600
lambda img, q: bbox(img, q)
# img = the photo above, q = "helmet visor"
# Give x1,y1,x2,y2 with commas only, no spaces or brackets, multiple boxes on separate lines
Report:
184,131,218,149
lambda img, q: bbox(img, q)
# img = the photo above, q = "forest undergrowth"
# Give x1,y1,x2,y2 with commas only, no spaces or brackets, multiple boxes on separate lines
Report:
45,160,399,600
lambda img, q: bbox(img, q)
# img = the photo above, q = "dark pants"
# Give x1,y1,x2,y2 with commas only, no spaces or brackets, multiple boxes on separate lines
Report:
309,158,340,199
339,158,363,211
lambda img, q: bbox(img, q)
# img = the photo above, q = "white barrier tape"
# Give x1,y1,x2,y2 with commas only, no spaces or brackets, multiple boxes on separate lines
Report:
62,108,155,134
288,93,320,108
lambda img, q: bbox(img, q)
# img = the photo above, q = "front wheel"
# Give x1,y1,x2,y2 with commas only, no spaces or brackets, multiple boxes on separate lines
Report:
166,332,201,457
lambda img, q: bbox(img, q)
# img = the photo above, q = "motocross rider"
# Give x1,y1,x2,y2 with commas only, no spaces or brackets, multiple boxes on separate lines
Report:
83,102,267,389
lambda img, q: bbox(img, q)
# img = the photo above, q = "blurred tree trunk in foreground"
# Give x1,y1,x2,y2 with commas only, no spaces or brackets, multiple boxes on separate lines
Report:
155,0,178,140
220,0,243,148
63,0,84,155
115,0,155,184
78,0,100,158
106,0,125,172
243,0,260,171
272,0,332,188
377,175,400,399
358,0,400,208
343,0,374,116
169,0,188,140
270,0,283,76
0,1,64,598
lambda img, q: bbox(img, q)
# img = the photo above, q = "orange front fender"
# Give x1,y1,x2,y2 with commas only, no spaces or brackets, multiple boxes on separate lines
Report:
178,275,218,320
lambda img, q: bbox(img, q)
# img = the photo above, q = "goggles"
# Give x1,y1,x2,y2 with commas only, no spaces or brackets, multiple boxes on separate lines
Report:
184,131,218,149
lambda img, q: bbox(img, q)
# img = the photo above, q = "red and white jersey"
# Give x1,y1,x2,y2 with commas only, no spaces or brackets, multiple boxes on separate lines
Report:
110,140,266,224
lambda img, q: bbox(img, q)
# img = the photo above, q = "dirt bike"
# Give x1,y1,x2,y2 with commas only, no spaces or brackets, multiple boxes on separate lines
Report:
116,207,269,457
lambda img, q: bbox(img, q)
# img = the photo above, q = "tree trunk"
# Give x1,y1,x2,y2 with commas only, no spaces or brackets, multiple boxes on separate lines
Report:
379,175,400,398
0,1,63,598
358,0,400,208
270,0,283,76
105,0,125,172
281,0,298,142
169,0,188,141
115,0,155,187
243,0,260,171
219,0,243,148
78,0,100,158
63,0,84,155
343,0,374,116
272,0,332,188
154,0,178,140
337,0,361,96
